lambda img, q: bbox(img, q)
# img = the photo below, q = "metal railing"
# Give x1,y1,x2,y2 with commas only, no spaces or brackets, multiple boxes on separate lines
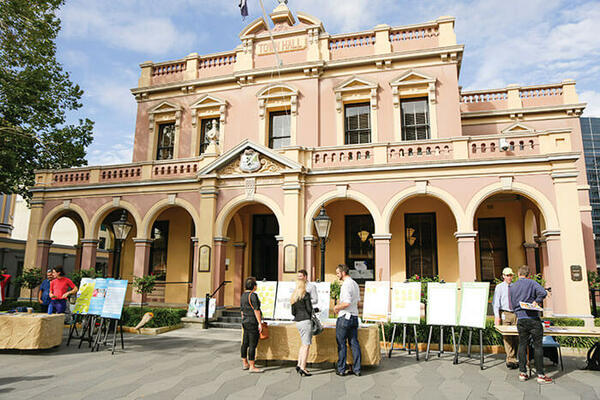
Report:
204,280,231,329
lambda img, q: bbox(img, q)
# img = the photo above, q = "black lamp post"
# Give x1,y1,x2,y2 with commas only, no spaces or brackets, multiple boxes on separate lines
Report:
313,205,332,282
112,210,133,279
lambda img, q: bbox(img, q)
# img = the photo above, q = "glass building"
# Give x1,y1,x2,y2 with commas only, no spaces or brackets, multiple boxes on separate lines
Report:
581,117,600,266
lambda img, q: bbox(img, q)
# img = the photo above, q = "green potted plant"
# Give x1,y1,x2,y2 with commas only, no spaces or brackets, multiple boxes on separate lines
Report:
132,275,159,310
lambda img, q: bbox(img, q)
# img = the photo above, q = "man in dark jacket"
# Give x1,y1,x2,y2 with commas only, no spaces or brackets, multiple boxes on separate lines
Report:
510,265,552,384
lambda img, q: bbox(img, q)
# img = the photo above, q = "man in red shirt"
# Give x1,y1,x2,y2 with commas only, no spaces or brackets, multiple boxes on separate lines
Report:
49,266,77,314
0,267,11,302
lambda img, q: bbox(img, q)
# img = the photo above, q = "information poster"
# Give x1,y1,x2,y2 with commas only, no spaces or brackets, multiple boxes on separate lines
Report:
255,281,277,319
187,297,216,318
362,281,390,322
390,282,421,324
101,280,128,319
73,278,95,314
274,281,296,320
88,278,109,315
426,282,458,326
315,282,331,321
458,282,490,329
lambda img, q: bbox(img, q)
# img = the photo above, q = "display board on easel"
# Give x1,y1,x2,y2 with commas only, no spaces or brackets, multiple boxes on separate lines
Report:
390,282,421,324
255,281,277,319
100,280,128,320
458,282,490,329
426,282,458,326
315,282,331,321
362,281,390,322
73,278,95,315
273,281,296,320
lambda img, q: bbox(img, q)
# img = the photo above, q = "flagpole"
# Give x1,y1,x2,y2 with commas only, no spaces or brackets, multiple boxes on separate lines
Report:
258,0,283,68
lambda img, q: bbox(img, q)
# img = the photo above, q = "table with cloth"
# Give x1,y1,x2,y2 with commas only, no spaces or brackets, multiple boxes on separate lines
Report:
255,321,381,366
0,313,65,350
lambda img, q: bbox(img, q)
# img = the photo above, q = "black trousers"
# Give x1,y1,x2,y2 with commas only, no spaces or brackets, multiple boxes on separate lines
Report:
241,323,259,361
517,318,544,375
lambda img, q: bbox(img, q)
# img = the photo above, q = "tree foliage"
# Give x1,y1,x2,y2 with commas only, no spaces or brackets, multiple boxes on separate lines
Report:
14,267,44,305
0,0,93,199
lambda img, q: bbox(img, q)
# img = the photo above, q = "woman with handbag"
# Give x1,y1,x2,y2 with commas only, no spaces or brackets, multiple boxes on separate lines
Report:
291,279,313,377
240,277,263,373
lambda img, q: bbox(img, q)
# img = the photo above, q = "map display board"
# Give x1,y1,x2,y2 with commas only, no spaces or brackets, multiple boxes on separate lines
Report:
274,281,296,320
187,297,216,318
390,282,421,324
315,282,331,321
255,281,277,319
426,282,458,326
88,278,109,315
100,280,128,319
362,281,390,322
73,278,95,314
458,282,490,329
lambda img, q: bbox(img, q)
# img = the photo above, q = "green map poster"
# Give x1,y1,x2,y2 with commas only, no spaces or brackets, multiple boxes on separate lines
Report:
73,278,95,314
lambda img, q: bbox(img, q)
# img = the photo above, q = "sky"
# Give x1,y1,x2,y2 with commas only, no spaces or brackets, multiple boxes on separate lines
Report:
55,0,600,166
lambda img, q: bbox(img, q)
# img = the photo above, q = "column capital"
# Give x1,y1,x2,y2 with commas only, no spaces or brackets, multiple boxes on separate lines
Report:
372,233,392,240
214,236,229,243
542,229,561,238
80,238,99,245
233,242,246,248
133,238,153,245
37,239,53,246
304,235,316,242
454,231,477,239
523,242,538,249
275,235,284,242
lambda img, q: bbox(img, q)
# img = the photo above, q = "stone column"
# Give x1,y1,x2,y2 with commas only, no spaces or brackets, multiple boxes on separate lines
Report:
213,237,228,306
23,199,45,270
198,180,217,298
36,240,53,270
455,232,478,282
74,244,83,272
80,239,98,270
542,230,566,315
373,234,392,281
106,250,115,278
304,235,316,281
190,237,200,296
523,242,538,275
131,239,152,305
276,235,284,281
233,242,246,305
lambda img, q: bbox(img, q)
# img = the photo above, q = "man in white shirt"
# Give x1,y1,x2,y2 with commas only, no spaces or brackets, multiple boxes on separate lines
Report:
492,267,518,369
297,269,318,307
333,264,361,376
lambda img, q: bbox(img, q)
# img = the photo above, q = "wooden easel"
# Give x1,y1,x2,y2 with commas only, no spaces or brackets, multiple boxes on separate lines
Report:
388,323,419,360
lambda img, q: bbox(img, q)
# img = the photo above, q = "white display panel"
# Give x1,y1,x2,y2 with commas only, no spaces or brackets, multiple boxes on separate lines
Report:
426,282,458,326
273,281,296,320
315,282,331,321
458,282,490,329
390,282,421,324
255,281,277,319
362,281,390,322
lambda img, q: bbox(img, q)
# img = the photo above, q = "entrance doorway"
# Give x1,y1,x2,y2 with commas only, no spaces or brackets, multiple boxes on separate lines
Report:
405,213,438,278
477,217,508,281
252,214,279,281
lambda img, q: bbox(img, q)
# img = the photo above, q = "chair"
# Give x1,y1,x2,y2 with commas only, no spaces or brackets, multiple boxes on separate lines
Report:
542,335,563,371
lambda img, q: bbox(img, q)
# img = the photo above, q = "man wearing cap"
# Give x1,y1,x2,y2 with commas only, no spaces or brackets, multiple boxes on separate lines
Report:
492,267,518,369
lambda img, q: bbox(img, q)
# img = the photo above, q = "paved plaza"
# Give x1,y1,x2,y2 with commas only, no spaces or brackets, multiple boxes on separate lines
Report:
1,327,599,400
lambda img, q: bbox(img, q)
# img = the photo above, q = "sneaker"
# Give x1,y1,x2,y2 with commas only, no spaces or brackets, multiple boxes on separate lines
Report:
536,375,553,384
518,373,528,382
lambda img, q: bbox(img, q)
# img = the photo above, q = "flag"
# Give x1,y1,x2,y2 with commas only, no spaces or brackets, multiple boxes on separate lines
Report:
239,0,248,18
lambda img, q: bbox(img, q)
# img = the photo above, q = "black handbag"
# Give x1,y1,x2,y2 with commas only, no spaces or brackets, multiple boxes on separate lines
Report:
311,312,324,336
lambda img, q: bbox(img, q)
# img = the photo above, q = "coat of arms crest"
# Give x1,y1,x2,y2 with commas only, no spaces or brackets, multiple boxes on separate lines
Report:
240,149,261,172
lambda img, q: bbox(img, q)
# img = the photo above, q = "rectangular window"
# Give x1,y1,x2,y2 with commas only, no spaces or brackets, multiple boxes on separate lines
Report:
98,237,106,250
269,111,291,149
149,220,169,280
477,218,508,281
345,214,375,283
344,103,371,144
200,118,219,154
156,123,175,160
405,213,438,278
401,98,430,141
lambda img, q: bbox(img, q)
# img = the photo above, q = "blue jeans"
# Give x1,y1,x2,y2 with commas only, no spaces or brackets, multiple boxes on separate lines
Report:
336,315,361,374
48,299,67,314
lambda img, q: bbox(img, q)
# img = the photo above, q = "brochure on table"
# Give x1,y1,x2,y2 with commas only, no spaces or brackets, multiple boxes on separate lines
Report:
315,282,331,321
187,297,216,318
458,282,490,329
100,280,128,319
73,278,95,314
390,282,421,324
426,282,458,326
255,281,277,319
88,278,111,315
362,281,390,322
274,281,296,320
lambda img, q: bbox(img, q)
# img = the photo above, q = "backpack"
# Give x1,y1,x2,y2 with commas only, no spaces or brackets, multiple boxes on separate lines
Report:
585,342,600,371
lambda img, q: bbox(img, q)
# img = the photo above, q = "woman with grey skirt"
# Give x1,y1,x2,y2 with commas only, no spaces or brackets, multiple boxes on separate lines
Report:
291,278,313,376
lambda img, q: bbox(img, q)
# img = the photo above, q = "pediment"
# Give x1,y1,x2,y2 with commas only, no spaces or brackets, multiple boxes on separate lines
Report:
257,83,298,99
239,18,269,38
149,101,182,114
191,94,226,110
199,140,303,176
501,123,534,134
334,76,378,93
296,12,324,31
390,70,436,87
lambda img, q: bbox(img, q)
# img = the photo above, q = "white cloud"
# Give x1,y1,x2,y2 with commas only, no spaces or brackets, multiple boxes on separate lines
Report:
87,139,133,166
86,79,138,117
581,90,600,118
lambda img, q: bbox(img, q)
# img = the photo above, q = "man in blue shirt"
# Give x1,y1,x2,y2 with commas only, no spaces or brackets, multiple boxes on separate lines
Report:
509,265,552,384
37,269,53,313
492,267,518,369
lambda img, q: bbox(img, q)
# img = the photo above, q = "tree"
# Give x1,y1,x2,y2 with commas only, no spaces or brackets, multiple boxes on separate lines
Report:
132,275,159,310
0,0,94,200
14,268,44,305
